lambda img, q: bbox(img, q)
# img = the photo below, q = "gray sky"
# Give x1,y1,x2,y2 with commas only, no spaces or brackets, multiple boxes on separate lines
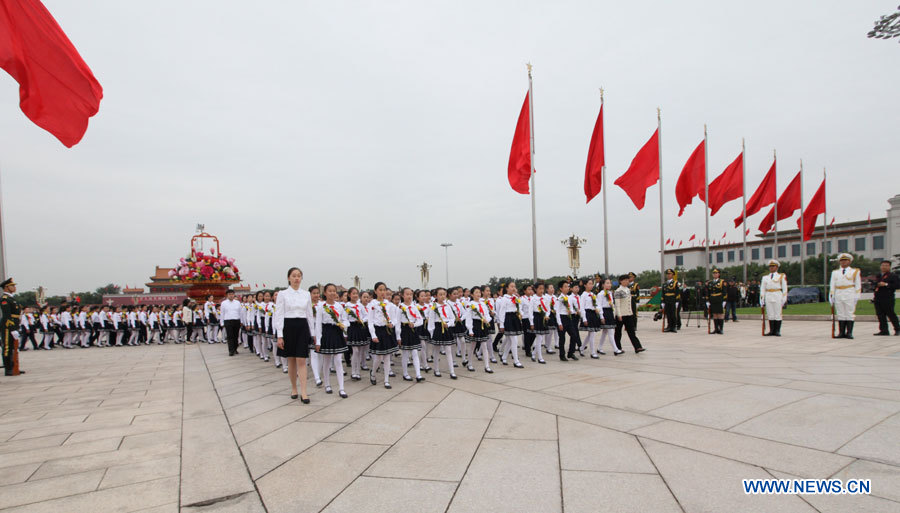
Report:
1,0,898,295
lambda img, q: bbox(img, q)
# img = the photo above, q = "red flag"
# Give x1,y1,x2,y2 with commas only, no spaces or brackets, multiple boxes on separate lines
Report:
688,234,696,241
703,152,743,216
722,231,727,239
0,0,103,147
758,170,802,234
255,283,258,288
665,238,671,246
508,92,532,194
867,212,871,224
745,228,750,236
614,129,659,210
830,217,835,227
675,140,705,216
734,158,776,227
700,239,706,245
584,104,604,203
796,178,825,241
678,240,683,247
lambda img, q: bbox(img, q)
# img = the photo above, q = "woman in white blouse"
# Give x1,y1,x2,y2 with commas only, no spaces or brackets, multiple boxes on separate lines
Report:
274,267,316,403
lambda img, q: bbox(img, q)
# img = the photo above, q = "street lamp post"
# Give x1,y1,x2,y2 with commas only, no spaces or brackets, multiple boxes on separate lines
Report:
440,243,453,287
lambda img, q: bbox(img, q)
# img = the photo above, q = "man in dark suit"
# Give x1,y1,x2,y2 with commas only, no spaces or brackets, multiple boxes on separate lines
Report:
873,260,899,336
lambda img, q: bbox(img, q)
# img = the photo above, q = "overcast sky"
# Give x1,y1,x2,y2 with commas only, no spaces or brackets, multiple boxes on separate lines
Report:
1,0,898,295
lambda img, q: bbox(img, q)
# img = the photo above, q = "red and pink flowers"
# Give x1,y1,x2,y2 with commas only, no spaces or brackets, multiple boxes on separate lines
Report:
170,251,240,282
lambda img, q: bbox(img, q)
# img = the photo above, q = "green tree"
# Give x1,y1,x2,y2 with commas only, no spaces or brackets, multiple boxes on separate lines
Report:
95,283,120,295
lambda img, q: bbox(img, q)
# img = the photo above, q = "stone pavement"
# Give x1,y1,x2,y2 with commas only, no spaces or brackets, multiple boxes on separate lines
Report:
1,319,899,512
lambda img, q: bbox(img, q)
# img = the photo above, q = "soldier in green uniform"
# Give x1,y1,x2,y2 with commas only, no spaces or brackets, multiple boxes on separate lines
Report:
2,278,24,376
661,269,681,333
706,269,726,334
628,272,639,331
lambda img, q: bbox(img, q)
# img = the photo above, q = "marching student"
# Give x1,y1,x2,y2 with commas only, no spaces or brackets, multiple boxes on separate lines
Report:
172,305,183,343
545,283,559,354
556,280,581,361
274,267,315,403
316,284,349,397
308,285,323,386
450,287,466,360
58,305,74,348
497,282,527,368
580,278,603,357
128,306,140,345
478,285,498,365
359,290,372,371
344,287,370,381
204,295,219,343
38,307,52,349
111,307,124,346
596,278,622,356
529,282,549,364
415,289,433,372
138,305,150,344
398,287,425,382
367,281,401,388
465,286,494,372
427,287,457,378
181,299,194,344
614,274,646,353
88,306,101,346
260,291,273,361
148,306,162,344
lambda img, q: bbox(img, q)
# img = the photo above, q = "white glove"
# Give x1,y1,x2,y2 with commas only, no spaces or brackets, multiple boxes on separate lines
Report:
675,302,679,309
782,299,787,307
828,295,833,306
705,302,710,308
11,331,20,341
661,302,665,308
722,302,726,308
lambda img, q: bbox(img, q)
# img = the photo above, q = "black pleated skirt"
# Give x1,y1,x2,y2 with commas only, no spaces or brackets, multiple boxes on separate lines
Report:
430,321,456,345
585,309,603,332
465,317,490,343
317,324,347,354
532,313,550,334
369,325,399,355
600,307,616,329
346,322,371,346
279,317,310,358
416,324,431,343
400,324,422,350
503,312,524,336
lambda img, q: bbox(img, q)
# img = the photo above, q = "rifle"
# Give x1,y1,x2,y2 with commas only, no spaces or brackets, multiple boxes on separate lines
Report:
831,304,836,339
706,305,711,334
761,305,766,336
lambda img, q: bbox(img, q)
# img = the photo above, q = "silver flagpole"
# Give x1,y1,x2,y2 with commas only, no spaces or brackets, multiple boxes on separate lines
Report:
741,138,748,283
658,108,665,287
704,124,710,281
527,63,538,281
773,149,778,263
800,159,805,286
601,88,609,278
822,167,827,286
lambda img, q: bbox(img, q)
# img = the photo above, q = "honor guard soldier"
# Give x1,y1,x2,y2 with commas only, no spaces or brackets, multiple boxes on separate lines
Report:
829,253,862,339
661,269,681,332
706,269,726,334
1,278,24,376
628,272,640,331
760,260,787,336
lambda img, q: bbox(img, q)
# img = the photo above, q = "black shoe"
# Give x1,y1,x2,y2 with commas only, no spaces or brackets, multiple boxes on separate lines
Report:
403,375,413,381
434,371,442,377
568,354,579,361
513,362,524,368
325,387,333,394
384,383,392,389
416,376,425,382
370,374,376,385
614,351,623,356
635,347,646,353
450,373,457,379
874,332,890,336
339,391,348,398
301,396,310,404
559,355,568,362
315,380,323,388
291,394,298,399
388,371,396,377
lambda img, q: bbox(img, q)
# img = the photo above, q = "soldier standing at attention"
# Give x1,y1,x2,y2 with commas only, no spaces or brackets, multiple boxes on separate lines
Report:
829,253,862,339
2,278,24,376
661,269,681,333
760,260,787,336
628,272,640,331
707,269,726,334
873,260,899,336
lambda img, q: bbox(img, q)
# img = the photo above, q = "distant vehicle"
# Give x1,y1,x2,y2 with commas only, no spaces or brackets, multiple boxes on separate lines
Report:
787,286,820,305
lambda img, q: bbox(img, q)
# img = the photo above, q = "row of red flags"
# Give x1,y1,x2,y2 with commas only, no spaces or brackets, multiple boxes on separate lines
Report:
509,94,831,243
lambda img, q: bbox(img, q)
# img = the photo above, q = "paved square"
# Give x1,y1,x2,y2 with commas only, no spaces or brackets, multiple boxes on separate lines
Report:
2,318,899,512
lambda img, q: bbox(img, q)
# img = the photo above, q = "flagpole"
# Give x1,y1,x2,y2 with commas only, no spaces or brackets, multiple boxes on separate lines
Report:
704,124,710,281
741,138,748,283
0,164,6,281
800,159,805,286
822,167,827,287
527,63,537,280
658,108,665,287
773,149,778,264
601,88,609,278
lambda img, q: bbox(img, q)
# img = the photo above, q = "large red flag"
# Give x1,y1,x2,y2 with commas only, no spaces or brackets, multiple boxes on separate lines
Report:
614,129,659,210
584,104,604,203
0,0,103,147
703,152,743,216
797,178,825,241
507,92,532,194
675,140,705,216
758,170,802,234
734,158,776,227
688,234,696,241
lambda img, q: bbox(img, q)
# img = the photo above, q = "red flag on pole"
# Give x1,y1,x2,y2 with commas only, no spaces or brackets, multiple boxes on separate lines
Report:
796,178,825,241
665,238,671,246
688,234,696,241
675,140,705,216
745,228,750,236
584,103,604,203
758,170,802,234
614,129,659,210
734,158,776,227
722,231,727,239
678,240,683,247
867,212,871,224
0,0,103,147
703,152,743,216
830,217,835,226
507,92,532,194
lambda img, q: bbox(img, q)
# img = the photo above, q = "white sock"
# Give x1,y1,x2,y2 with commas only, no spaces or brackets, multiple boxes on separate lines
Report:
411,349,421,378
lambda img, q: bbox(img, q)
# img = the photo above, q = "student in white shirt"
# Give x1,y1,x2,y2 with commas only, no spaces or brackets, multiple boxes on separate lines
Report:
497,282,528,368
367,282,401,389
427,287,457,378
464,286,493,373
316,284,350,397
596,278,622,356
398,287,425,382
274,267,316,403
344,287,371,381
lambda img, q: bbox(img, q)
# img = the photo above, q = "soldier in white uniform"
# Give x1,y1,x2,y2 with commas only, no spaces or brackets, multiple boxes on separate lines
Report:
829,253,862,339
760,259,788,336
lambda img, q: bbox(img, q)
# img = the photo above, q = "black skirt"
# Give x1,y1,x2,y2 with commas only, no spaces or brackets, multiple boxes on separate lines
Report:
585,309,603,332
465,317,490,343
346,322,371,347
370,325,399,355
317,324,347,354
503,312,524,336
279,317,311,358
415,324,431,343
532,313,550,334
400,324,423,350
430,320,456,345
546,313,558,328
452,320,466,336
708,296,724,314
600,307,616,329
